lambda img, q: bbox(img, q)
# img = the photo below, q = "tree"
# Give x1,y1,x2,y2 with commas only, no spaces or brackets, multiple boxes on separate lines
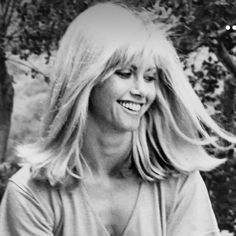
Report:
0,0,90,162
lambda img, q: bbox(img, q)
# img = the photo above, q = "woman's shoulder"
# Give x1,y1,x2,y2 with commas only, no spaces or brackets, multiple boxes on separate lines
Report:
161,170,203,191
159,173,219,235
159,171,205,205
10,164,34,185
1,165,64,235
8,164,58,203
155,171,209,222
10,164,43,188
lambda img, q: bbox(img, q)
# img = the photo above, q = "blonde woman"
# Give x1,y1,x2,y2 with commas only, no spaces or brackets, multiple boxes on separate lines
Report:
0,2,234,236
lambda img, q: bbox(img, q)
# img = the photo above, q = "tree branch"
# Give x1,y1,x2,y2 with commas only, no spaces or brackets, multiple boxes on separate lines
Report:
214,19,236,39
6,57,49,80
2,0,11,23
4,0,17,30
214,42,236,79
6,28,24,40
0,1,4,16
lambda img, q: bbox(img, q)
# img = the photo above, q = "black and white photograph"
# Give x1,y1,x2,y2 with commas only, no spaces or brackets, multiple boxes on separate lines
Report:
0,0,236,235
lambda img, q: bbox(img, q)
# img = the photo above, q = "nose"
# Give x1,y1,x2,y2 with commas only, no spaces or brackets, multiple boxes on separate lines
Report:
130,88,143,98
130,76,146,98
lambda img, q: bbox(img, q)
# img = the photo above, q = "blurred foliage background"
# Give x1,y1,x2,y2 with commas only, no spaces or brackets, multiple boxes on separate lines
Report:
0,0,236,234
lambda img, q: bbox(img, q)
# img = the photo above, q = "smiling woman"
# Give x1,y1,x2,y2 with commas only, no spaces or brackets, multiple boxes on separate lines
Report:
0,2,236,236
88,61,156,132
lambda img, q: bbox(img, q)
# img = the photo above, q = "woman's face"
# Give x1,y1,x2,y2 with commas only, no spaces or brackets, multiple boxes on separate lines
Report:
88,60,157,133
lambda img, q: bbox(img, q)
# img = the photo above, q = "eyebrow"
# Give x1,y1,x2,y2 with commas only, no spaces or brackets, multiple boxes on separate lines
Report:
130,64,157,72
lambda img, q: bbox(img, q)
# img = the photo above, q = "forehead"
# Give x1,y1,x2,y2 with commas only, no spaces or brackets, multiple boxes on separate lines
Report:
114,33,159,70
117,49,157,72
129,56,156,71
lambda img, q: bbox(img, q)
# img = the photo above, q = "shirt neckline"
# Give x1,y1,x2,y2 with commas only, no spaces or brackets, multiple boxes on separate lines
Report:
81,180,143,236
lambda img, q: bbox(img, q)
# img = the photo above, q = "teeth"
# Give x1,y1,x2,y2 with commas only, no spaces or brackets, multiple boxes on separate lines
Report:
119,101,141,112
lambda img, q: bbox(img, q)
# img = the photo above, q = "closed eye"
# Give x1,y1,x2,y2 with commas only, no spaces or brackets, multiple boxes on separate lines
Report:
144,76,156,82
115,70,132,79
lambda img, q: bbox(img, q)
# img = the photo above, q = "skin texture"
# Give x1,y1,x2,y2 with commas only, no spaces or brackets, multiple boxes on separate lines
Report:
82,60,157,235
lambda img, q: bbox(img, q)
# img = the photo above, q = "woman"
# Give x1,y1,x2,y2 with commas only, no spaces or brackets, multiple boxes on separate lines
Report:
0,2,235,236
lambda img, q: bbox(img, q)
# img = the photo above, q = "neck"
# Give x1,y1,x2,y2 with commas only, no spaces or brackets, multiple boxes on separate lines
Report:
82,116,133,178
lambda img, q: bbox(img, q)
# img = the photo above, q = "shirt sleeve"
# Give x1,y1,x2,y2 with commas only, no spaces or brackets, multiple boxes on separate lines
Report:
166,171,221,236
0,180,54,236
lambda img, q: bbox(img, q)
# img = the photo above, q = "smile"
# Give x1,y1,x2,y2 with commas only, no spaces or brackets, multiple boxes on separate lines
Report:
118,101,142,112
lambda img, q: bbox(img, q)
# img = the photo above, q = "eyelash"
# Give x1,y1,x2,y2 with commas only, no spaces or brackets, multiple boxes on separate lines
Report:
144,76,156,82
115,70,156,82
115,70,132,79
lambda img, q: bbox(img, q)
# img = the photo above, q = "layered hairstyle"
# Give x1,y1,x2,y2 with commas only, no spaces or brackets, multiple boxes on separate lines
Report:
17,2,236,185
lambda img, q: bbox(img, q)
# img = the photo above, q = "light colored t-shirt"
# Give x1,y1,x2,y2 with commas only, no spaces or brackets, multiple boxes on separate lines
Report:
0,165,220,236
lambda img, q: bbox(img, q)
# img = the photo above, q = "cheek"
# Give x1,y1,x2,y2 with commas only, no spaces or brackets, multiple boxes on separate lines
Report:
89,81,118,114
148,85,156,105
96,78,120,100
142,87,156,114
90,88,109,110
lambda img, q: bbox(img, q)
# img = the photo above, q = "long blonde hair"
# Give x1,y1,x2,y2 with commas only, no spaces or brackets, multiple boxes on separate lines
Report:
17,2,236,185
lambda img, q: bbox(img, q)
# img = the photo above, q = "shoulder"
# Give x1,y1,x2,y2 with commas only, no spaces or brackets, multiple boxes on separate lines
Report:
161,171,209,205
10,164,36,187
158,171,208,217
1,165,63,235
7,164,61,210
158,172,220,235
10,164,48,193
161,170,205,195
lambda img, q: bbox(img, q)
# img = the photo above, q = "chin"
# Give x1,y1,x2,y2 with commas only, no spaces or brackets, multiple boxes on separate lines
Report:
117,121,140,132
